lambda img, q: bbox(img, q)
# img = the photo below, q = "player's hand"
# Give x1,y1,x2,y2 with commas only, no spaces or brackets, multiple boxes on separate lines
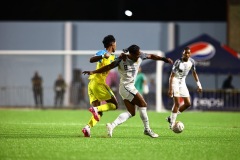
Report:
168,89,173,97
104,53,110,59
161,57,173,64
82,71,93,75
167,58,173,64
197,87,202,93
119,53,127,61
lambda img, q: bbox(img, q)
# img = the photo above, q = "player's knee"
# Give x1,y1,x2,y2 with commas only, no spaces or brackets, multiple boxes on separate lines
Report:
98,111,103,117
140,101,147,107
109,103,117,110
129,112,135,116
185,102,191,108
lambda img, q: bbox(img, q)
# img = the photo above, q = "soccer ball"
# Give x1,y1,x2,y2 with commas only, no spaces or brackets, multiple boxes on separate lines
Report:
172,121,184,133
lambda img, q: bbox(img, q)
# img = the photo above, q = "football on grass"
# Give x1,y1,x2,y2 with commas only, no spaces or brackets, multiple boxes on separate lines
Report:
172,121,184,133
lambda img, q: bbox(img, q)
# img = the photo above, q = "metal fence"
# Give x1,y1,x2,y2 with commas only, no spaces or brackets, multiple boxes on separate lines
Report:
1,86,239,111
0,86,89,108
163,89,240,111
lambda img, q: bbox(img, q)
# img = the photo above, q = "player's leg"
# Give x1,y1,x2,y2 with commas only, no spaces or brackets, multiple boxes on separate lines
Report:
82,81,101,137
178,97,191,112
132,93,159,138
106,84,135,137
89,83,118,121
82,100,101,137
106,99,134,137
97,84,118,112
167,81,180,128
169,96,180,128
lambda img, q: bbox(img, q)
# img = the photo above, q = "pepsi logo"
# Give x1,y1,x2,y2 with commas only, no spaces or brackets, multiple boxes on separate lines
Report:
189,42,215,61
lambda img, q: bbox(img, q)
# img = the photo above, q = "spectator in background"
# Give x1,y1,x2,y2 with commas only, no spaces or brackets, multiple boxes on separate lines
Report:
146,78,156,106
106,68,119,100
32,71,43,108
70,69,86,106
222,75,234,90
54,74,66,107
135,66,148,95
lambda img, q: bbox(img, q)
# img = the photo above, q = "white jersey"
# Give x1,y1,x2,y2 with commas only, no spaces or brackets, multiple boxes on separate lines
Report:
172,57,196,80
117,52,147,87
171,57,196,97
113,52,147,101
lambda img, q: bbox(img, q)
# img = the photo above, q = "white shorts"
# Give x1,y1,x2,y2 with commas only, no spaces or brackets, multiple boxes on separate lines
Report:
119,84,138,102
172,78,190,97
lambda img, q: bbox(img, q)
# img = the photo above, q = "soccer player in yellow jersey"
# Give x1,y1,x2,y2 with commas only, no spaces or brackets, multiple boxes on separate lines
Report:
82,35,119,137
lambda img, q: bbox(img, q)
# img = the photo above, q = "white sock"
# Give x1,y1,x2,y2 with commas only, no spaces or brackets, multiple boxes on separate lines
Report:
139,107,150,130
93,107,98,112
85,125,90,129
171,112,178,124
111,112,132,128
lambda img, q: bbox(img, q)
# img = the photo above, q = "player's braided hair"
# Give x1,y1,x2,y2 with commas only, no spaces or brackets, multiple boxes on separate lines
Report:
102,35,115,48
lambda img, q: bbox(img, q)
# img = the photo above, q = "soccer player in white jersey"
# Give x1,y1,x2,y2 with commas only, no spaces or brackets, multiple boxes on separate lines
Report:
82,44,173,138
166,47,202,129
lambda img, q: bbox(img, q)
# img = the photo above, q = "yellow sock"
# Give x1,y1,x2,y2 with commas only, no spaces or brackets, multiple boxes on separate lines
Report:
97,103,116,112
87,115,100,128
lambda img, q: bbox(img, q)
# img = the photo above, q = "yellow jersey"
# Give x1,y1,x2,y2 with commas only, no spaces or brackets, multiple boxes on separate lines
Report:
89,50,116,84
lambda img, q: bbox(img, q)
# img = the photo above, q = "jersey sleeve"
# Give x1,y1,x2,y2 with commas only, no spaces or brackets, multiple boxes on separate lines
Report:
189,58,196,71
172,59,180,73
112,57,122,68
95,50,107,62
140,52,148,60
96,50,107,56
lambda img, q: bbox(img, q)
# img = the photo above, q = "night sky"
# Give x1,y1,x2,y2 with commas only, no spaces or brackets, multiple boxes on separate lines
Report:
1,0,227,21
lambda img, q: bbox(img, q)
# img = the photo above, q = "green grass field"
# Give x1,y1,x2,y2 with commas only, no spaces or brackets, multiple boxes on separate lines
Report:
0,109,239,160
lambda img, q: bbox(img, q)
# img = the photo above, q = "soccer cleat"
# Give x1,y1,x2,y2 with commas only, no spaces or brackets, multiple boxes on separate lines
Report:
166,116,171,123
106,123,113,137
89,107,100,121
166,116,173,129
144,129,159,138
82,127,91,137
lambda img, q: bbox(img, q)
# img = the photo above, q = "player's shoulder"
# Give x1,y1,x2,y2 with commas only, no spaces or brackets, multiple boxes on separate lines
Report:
188,57,195,64
96,49,107,56
174,58,181,64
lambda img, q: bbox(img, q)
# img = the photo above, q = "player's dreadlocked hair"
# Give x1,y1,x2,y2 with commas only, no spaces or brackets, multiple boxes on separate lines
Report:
102,35,115,48
122,44,140,54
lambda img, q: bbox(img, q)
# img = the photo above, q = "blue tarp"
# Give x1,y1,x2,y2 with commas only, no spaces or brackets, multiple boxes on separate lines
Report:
142,34,240,74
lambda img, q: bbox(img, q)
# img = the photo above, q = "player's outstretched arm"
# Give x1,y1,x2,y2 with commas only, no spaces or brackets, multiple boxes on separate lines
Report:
90,55,103,63
82,59,120,75
118,53,127,61
146,54,173,64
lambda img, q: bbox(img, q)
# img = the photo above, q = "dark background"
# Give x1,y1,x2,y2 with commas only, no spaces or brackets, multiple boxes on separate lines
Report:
1,0,227,21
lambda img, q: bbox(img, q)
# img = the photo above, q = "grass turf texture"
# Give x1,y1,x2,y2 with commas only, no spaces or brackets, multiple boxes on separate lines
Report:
0,109,239,160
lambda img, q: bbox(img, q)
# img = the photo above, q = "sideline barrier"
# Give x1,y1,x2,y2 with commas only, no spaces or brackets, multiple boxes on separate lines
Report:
163,89,240,111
